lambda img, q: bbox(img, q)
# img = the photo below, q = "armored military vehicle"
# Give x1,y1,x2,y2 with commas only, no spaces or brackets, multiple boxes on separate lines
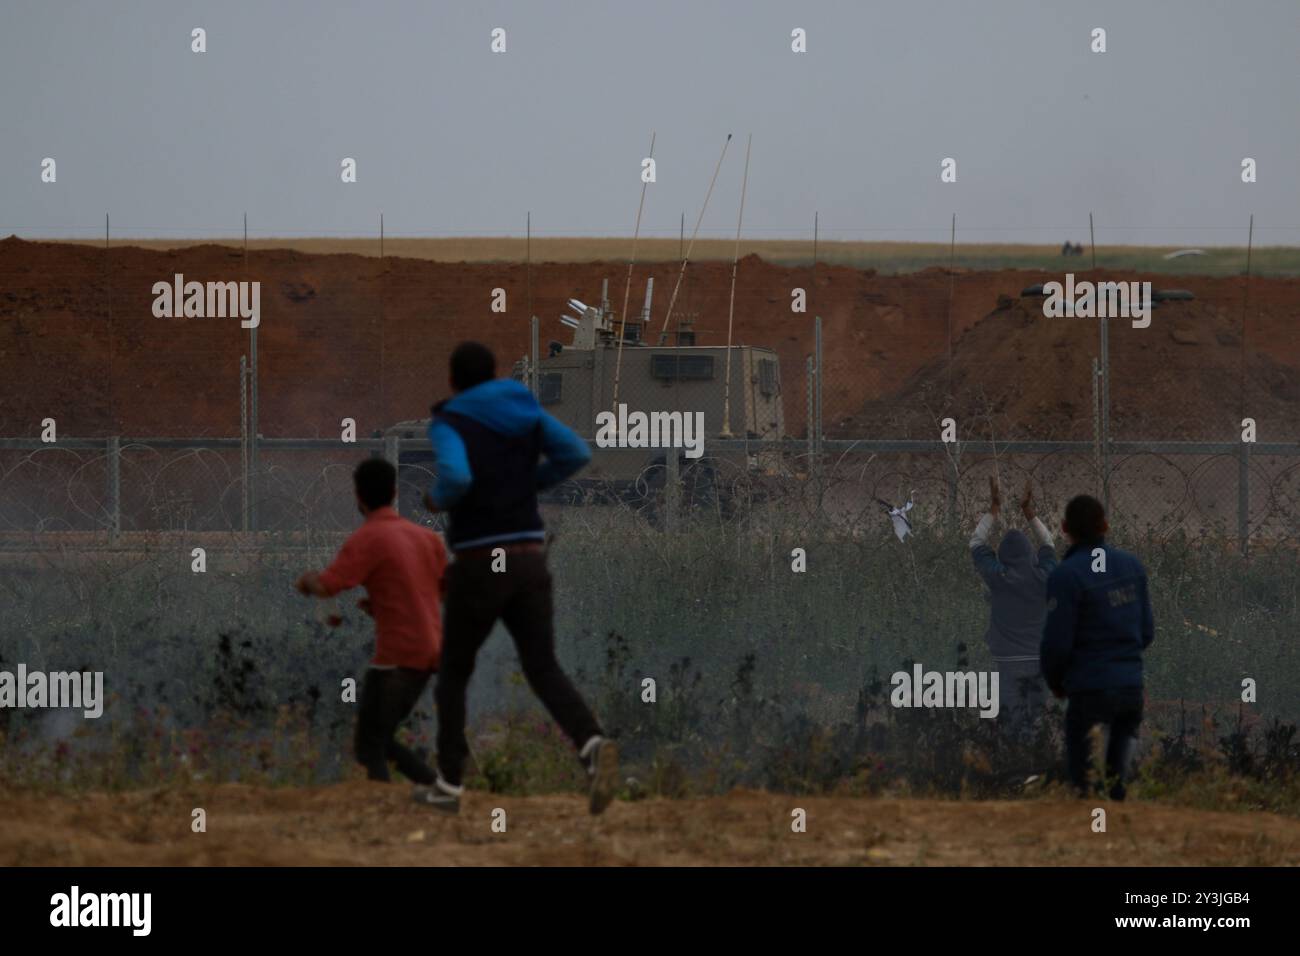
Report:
382,277,786,519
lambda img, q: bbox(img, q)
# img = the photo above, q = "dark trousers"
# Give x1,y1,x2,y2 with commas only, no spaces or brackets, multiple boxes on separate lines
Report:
354,666,436,784
994,658,1047,734
436,548,602,787
1065,687,1144,800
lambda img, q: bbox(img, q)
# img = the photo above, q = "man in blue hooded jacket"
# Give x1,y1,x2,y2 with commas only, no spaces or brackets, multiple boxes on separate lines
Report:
970,477,1058,731
1041,494,1155,800
413,341,618,815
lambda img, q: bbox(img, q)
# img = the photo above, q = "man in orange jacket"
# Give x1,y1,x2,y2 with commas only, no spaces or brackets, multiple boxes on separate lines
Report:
296,457,448,785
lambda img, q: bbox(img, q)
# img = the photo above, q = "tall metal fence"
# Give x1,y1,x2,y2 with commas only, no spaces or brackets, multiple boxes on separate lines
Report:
2,433,1298,551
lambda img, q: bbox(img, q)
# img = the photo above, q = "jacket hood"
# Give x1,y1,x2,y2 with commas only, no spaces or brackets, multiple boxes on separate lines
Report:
997,529,1034,567
435,378,542,436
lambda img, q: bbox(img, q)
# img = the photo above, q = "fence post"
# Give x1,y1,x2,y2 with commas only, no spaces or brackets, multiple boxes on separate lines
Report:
663,451,680,532
1100,316,1111,509
107,436,120,545
814,315,824,458
384,432,401,516
240,355,250,532
945,445,960,531
805,355,816,468
530,315,540,396
1091,357,1101,482
1238,440,1250,556
249,326,259,531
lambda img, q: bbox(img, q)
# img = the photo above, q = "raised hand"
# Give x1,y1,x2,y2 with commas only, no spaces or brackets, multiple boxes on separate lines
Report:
989,476,1001,515
1020,479,1035,520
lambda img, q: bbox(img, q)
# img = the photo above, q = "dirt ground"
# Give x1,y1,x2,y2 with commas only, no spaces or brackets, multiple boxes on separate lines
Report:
1,783,1295,866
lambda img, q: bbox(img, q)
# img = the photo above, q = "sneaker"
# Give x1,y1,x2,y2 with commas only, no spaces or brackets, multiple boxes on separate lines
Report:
413,776,462,815
580,736,618,816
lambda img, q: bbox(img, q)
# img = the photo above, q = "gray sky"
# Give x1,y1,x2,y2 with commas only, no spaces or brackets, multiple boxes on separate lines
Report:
2,0,1296,245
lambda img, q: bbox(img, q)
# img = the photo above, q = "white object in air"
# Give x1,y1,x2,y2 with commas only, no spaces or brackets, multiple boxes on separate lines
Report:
1163,249,1206,260
560,316,579,329
877,494,915,542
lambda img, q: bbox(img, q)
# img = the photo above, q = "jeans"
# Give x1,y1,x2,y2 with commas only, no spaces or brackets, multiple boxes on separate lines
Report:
1065,687,1144,800
435,548,602,787
354,666,436,784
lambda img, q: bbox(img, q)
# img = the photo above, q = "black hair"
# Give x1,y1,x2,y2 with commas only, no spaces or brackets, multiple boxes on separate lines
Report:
1064,494,1106,540
354,457,396,510
450,341,497,392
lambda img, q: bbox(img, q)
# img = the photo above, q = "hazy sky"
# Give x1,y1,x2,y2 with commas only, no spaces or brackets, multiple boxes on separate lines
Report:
2,0,1296,245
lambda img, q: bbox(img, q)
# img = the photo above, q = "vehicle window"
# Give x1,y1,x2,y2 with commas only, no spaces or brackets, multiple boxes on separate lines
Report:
651,354,714,381
539,372,563,405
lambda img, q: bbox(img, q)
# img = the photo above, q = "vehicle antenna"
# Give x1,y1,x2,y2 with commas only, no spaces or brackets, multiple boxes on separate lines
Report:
658,134,732,344
720,134,751,438
612,131,655,412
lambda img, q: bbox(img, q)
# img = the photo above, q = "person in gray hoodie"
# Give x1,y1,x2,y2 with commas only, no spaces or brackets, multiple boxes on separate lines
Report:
970,477,1058,730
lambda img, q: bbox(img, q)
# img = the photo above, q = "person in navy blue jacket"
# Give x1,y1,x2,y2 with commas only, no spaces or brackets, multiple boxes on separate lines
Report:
1041,494,1155,800
412,342,618,816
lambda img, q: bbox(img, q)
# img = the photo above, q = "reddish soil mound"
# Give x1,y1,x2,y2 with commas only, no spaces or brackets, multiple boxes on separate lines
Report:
853,292,1300,441
1,238,1297,441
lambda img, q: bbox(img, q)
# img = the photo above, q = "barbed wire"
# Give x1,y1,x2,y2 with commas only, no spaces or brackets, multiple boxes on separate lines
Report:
1,442,1296,548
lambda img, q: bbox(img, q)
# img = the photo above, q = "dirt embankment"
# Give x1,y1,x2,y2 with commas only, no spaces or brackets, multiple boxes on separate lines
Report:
2,238,1298,441
0,782,1295,866
853,293,1300,440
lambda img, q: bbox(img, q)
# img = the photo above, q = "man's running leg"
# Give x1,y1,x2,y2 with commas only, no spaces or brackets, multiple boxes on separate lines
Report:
433,557,501,789
500,552,602,746
501,551,615,813
382,668,435,785
354,667,404,782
